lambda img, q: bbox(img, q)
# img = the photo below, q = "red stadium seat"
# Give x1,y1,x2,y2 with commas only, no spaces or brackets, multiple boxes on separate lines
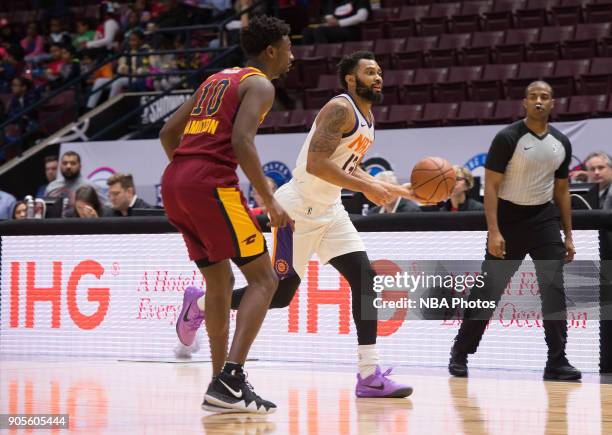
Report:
462,30,506,65
393,36,438,70
304,75,340,110
447,101,495,125
258,111,291,134
413,102,460,127
482,100,525,123
549,96,569,121
472,63,519,100
277,109,318,133
371,105,390,123
450,1,493,34
546,59,591,96
556,94,609,121
585,2,612,23
420,2,462,36
482,0,526,31
403,67,449,104
580,57,612,95
550,2,583,25
436,65,484,102
374,38,406,69
429,33,472,67
563,23,612,59
377,104,425,129
384,69,415,105
506,61,555,98
527,25,574,61
299,43,343,88
496,28,540,64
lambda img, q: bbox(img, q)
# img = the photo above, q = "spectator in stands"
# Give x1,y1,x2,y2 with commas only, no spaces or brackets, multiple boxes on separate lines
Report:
5,77,38,144
36,155,59,198
208,0,261,49
150,0,192,48
21,22,46,63
82,50,114,109
366,171,420,214
0,189,17,219
44,42,65,84
0,46,23,92
123,9,146,42
47,17,71,47
107,173,152,216
110,30,152,96
45,151,107,207
85,2,121,56
73,19,96,52
250,177,277,216
151,34,198,91
12,200,27,220
70,185,113,218
440,166,484,212
50,45,80,89
302,0,370,44
0,18,20,52
584,151,612,209
132,0,153,25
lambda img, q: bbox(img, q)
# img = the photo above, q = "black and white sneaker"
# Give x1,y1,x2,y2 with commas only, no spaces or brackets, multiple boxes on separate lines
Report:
202,370,277,414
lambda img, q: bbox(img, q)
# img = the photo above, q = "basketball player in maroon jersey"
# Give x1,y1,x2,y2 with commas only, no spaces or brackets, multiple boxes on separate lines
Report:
159,16,293,414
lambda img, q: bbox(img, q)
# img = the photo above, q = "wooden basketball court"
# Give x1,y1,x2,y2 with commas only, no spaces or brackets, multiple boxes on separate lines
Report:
2,357,611,434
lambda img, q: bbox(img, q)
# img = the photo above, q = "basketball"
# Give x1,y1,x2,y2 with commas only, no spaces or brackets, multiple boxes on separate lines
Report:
410,157,456,203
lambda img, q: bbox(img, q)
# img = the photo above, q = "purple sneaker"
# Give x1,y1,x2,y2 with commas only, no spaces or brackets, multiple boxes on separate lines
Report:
355,366,413,398
176,286,205,346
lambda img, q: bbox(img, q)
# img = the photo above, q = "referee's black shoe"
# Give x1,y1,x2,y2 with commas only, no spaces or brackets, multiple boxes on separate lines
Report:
448,349,468,377
543,358,582,381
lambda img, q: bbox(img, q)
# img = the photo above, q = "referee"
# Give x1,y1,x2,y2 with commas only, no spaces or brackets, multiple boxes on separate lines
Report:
448,81,581,381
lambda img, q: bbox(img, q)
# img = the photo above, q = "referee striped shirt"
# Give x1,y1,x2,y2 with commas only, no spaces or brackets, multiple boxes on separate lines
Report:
486,120,572,206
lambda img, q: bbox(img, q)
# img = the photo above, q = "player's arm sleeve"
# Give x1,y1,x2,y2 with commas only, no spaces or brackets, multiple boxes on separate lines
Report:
485,130,515,174
555,137,572,179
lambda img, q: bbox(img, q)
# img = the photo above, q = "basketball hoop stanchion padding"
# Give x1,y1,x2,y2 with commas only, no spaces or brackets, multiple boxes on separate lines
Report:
1,211,611,373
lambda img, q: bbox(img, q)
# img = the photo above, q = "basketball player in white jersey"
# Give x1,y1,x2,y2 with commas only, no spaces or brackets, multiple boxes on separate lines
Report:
229,51,416,397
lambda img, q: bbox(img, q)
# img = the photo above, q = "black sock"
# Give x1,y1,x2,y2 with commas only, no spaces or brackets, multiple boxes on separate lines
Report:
222,361,244,377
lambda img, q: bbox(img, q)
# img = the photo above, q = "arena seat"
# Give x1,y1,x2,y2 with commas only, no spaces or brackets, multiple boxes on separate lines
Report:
413,102,460,127
429,33,473,67
447,100,496,125
436,65,484,102
556,94,609,120
449,1,493,34
581,57,612,94
482,99,525,123
377,104,425,129
472,63,519,100
506,61,555,98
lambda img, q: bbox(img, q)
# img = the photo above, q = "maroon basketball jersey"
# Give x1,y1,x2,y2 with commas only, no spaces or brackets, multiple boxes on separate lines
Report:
173,66,268,184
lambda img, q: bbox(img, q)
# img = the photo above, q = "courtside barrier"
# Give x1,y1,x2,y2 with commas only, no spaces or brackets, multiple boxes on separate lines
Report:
1,211,611,373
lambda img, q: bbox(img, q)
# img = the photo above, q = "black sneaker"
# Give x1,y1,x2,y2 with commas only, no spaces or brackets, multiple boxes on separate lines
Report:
203,370,277,414
543,359,582,381
448,349,468,377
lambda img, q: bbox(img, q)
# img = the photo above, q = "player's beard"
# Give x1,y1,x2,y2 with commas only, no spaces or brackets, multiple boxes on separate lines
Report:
355,77,383,104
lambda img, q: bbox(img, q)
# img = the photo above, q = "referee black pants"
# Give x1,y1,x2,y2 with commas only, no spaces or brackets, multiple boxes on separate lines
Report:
453,201,569,364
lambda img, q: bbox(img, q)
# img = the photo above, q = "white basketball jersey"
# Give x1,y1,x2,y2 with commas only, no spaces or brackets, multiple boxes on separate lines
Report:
291,94,375,205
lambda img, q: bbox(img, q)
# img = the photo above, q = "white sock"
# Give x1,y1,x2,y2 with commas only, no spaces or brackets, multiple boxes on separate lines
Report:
196,295,205,312
358,345,379,378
